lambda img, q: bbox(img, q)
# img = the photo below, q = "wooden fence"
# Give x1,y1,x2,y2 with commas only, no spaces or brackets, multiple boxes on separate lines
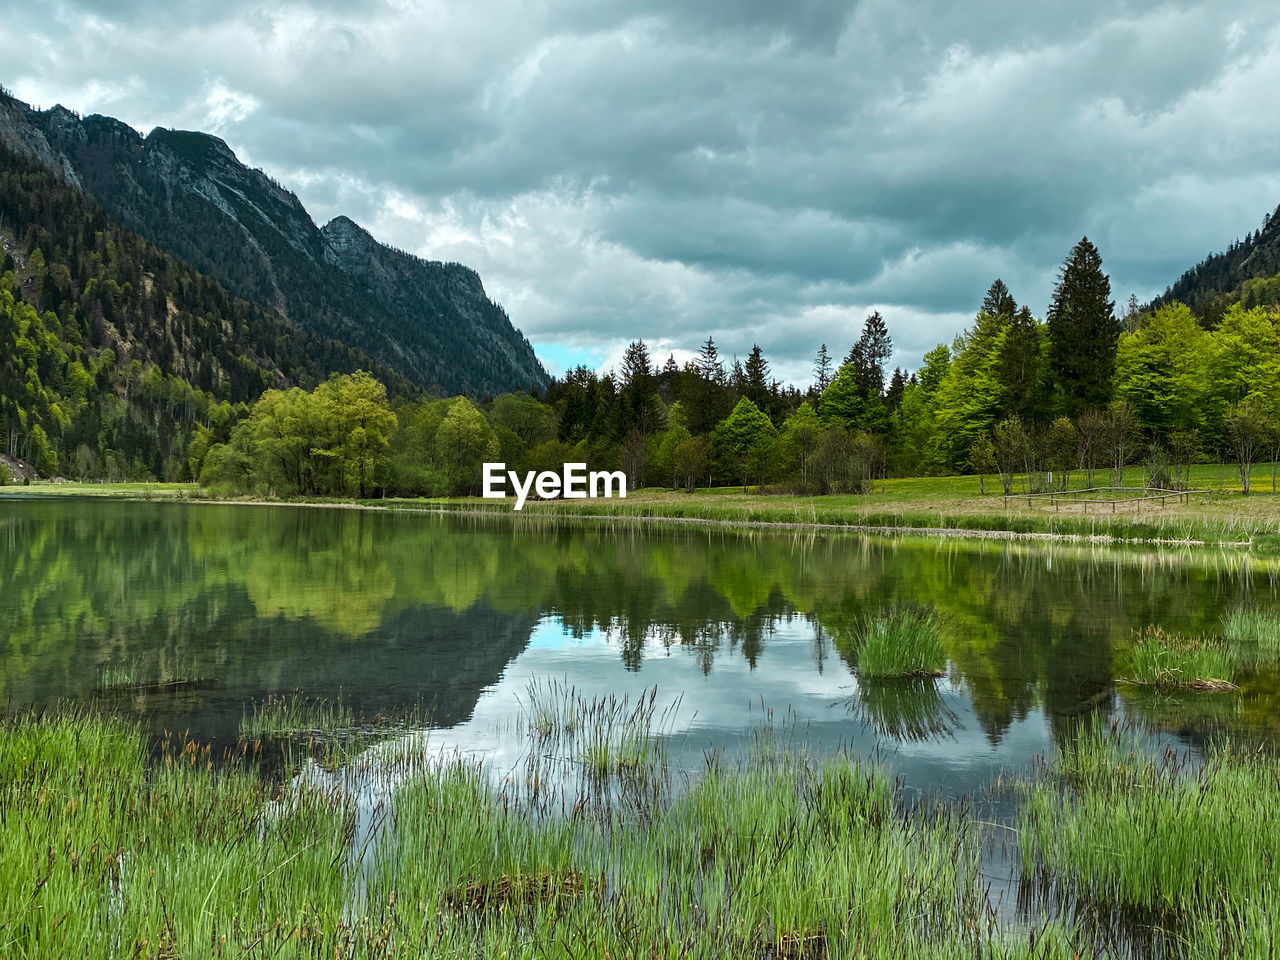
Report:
1003,486,1211,512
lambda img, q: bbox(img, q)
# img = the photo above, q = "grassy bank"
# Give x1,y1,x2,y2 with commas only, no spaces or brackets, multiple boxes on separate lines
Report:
2,708,1087,960
7,706,1280,957
8,465,1280,546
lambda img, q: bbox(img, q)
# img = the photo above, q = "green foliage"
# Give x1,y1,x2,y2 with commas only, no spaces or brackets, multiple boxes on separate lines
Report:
710,397,776,486
1120,626,1236,690
0,462,11,485
1047,237,1118,417
436,397,501,495
847,606,948,679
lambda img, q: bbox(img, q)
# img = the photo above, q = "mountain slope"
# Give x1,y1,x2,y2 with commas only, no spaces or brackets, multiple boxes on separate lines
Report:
0,136,410,480
1153,203,1280,324
0,89,547,397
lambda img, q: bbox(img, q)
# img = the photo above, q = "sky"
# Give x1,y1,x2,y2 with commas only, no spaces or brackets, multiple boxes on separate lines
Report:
4,1,1279,385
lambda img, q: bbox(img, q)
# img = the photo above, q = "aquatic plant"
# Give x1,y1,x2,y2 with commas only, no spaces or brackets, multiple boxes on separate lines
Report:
1222,605,1280,664
0,709,354,958
240,692,355,740
96,657,206,694
1119,626,1236,691
854,605,948,679
1021,721,1280,957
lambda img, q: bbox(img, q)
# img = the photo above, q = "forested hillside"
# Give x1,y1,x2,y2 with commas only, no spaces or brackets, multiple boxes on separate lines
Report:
0,90,548,397
0,140,411,481
1153,203,1280,326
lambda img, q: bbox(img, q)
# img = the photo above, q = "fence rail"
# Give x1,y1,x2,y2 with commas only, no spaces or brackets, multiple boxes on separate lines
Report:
1001,486,1210,511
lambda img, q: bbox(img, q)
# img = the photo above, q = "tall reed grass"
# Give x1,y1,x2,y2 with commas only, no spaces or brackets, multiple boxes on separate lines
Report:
852,605,948,679
1119,626,1236,691
1020,719,1280,958
1222,605,1280,665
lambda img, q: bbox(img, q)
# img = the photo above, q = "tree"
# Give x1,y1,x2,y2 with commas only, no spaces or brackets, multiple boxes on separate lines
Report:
1046,237,1118,418
711,397,776,487
1105,401,1139,487
780,401,822,490
813,343,833,395
996,306,1043,422
916,344,950,395
1224,398,1268,495
696,336,725,384
992,417,1028,495
327,372,397,497
1075,408,1108,488
1114,303,1208,438
435,397,499,496
845,311,892,399
1168,430,1199,491
620,339,653,389
970,433,996,495
1044,417,1078,491
819,363,868,430
672,435,708,492
982,278,1016,318
743,344,771,411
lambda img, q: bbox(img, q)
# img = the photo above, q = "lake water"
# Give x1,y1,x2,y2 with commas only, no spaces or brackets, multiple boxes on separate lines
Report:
4,497,1278,800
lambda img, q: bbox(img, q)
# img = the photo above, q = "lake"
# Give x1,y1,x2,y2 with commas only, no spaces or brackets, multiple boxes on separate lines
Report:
3,497,1277,797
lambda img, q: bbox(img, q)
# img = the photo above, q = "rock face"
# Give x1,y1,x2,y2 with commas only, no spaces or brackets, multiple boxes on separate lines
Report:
0,91,548,397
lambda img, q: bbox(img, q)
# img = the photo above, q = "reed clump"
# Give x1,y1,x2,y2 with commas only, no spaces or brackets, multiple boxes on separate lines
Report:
851,605,948,679
241,692,356,740
1222,605,1280,665
1021,719,1280,957
0,708,354,958
1119,626,1237,691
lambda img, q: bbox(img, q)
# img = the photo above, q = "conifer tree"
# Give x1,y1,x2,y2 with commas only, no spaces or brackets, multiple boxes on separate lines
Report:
743,344,771,410
813,343,833,394
1046,237,1118,418
982,278,1016,318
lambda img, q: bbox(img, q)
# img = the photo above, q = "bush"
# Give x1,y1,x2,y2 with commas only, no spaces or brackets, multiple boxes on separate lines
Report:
0,463,11,485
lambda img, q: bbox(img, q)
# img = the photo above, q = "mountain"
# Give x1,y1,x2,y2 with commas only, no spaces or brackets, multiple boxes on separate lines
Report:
1153,202,1280,325
0,89,548,397
0,134,411,480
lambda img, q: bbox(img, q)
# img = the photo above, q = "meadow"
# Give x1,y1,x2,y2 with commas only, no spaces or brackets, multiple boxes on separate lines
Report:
10,461,1280,546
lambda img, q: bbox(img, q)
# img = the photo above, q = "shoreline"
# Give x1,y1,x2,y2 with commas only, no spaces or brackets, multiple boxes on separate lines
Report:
6,487,1257,548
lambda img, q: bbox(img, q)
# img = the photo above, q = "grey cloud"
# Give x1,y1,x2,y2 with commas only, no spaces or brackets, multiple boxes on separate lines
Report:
4,0,1278,383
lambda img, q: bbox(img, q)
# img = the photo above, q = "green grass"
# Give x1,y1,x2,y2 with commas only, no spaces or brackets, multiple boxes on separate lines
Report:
0,709,354,958
381,752,1025,958
96,657,206,694
1021,720,1280,958
850,605,948,679
1222,605,1280,665
520,679,678,785
1119,626,1237,691
1,708,1108,958
240,692,356,740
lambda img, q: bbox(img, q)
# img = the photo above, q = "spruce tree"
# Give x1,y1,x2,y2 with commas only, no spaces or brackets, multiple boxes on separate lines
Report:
813,343,833,394
1046,237,1118,418
743,344,771,409
982,278,1016,318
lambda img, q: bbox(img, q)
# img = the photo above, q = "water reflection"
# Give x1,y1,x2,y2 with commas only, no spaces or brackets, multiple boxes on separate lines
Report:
2,498,1279,773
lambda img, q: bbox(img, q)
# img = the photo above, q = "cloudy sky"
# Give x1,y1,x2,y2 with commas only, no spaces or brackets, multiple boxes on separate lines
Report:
4,1,1279,384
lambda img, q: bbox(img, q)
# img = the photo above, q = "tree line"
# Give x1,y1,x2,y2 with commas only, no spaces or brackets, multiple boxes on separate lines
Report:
190,236,1280,499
